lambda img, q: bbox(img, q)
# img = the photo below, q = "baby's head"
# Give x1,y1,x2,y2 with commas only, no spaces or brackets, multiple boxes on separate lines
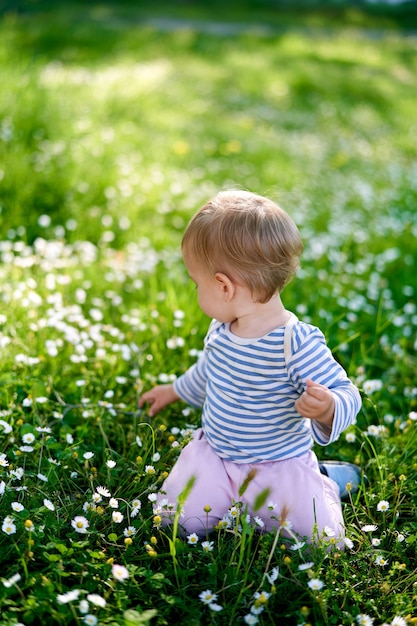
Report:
182,190,303,303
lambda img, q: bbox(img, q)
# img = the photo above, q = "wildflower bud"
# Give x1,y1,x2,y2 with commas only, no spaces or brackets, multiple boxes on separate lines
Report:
16,419,23,427
346,482,352,492
168,435,175,442
28,551,34,558
73,451,78,459
399,474,406,481
124,538,133,546
24,520,34,530
145,543,157,556
153,515,162,526
136,456,142,464
161,471,169,479
381,582,390,594
158,424,167,432
280,544,286,550
96,506,104,515
150,536,158,545
283,556,291,565
301,606,310,617
106,557,114,564
204,505,212,513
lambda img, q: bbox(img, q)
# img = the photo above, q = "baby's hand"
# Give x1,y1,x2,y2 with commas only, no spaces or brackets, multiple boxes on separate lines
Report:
294,379,335,429
139,384,180,417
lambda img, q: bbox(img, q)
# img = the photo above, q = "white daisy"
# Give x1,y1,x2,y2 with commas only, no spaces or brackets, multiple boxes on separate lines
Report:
22,433,35,444
298,562,314,571
112,563,129,582
11,502,24,512
0,420,12,434
96,485,111,498
2,517,16,535
199,590,217,604
0,453,9,467
86,593,106,608
2,573,21,588
356,614,374,626
361,524,378,532
71,516,89,534
308,578,324,591
57,589,81,604
265,566,279,584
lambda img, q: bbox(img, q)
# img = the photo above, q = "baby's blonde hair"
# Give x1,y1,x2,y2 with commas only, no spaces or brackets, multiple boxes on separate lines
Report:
182,190,303,303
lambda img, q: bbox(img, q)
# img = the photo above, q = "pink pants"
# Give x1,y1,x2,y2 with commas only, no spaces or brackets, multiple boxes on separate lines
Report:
155,429,344,543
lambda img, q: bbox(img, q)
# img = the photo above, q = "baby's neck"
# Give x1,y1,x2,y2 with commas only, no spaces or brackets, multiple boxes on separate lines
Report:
230,296,290,338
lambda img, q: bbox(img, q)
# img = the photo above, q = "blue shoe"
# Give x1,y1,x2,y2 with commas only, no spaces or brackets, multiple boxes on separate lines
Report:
319,461,365,499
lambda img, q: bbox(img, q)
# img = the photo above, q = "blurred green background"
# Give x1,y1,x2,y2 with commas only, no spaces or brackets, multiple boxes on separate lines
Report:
1,0,416,251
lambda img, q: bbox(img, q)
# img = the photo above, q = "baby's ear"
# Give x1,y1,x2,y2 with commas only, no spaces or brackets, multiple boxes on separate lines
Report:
214,272,235,300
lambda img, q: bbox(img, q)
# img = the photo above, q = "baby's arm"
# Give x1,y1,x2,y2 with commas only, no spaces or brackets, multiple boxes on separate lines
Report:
139,323,214,418
289,326,361,444
139,348,208,417
139,384,181,417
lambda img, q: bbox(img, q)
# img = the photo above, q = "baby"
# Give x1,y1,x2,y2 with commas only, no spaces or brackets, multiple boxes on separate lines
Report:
140,190,362,542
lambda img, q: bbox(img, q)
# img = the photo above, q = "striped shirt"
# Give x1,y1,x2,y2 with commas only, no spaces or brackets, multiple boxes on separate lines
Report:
173,315,361,463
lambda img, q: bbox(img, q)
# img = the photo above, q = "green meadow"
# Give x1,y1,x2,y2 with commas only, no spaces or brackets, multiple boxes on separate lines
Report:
0,1,416,624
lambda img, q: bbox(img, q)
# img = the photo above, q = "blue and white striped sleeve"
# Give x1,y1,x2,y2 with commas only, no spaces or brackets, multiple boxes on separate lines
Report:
173,352,207,408
288,324,362,445
173,320,220,408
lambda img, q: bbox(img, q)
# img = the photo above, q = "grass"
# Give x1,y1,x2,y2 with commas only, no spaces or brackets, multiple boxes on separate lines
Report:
1,2,417,625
